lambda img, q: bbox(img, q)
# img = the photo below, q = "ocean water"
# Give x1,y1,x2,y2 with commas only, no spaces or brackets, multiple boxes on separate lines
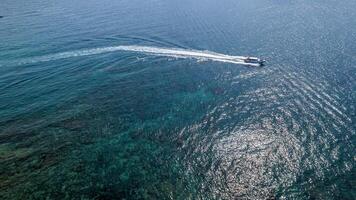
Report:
0,0,355,199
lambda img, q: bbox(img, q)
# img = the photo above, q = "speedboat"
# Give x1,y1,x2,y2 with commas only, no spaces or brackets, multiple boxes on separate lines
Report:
244,57,266,66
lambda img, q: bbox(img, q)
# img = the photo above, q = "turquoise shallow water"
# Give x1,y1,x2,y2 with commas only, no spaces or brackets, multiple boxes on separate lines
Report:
0,0,355,199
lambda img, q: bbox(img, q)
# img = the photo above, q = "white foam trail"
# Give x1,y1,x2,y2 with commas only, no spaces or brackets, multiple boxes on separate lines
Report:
14,45,258,66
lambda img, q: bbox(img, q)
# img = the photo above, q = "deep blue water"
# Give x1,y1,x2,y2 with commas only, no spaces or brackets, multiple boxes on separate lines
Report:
0,0,355,199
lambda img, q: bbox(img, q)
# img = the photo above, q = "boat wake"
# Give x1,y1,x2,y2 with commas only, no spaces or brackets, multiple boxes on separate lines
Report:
10,45,261,67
